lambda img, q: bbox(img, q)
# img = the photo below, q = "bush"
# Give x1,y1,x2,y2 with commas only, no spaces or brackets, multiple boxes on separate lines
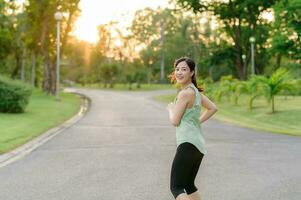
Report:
0,75,33,113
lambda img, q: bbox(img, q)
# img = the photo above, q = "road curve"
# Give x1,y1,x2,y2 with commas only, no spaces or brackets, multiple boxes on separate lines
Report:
0,88,300,200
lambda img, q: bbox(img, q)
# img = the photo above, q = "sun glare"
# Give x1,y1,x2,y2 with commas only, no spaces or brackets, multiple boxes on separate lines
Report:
72,0,169,43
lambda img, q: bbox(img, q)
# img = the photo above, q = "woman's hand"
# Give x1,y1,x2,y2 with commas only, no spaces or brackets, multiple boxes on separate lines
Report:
166,102,175,112
167,90,191,126
199,93,218,124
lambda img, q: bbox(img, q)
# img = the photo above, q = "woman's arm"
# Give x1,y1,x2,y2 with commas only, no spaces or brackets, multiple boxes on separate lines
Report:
166,90,193,126
199,93,218,124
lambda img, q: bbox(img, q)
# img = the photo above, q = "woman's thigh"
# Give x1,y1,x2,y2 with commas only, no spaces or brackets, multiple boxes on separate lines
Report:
170,142,201,187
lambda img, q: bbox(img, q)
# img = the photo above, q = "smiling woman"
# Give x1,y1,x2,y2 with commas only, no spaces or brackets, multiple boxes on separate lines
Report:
72,0,169,43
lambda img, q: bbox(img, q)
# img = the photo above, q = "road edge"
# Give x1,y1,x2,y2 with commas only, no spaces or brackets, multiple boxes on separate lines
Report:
0,91,91,168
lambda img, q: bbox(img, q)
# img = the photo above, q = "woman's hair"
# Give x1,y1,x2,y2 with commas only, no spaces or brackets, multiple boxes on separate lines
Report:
168,57,204,92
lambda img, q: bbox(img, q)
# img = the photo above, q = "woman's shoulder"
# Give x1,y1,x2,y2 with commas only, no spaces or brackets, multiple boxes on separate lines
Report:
177,87,195,100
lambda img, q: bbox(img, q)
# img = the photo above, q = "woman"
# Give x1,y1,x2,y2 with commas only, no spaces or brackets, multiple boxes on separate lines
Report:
166,57,218,200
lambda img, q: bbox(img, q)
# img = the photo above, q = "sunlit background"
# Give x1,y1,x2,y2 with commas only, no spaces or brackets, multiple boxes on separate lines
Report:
1,0,301,158
72,0,169,43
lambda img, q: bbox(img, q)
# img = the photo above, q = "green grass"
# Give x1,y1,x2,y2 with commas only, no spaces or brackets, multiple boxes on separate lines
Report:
154,93,301,136
76,83,174,91
0,89,81,154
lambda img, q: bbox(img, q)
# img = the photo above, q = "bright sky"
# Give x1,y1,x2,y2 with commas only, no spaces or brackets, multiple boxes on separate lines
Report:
72,0,169,43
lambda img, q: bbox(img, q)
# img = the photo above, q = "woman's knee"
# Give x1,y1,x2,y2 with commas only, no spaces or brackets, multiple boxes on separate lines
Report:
170,184,185,199
185,184,198,195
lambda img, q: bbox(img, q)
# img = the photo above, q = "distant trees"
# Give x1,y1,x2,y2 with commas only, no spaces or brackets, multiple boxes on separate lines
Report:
176,0,278,80
0,0,81,94
271,0,301,68
1,0,300,93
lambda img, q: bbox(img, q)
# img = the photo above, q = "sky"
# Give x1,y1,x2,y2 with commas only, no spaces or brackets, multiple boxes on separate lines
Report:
72,0,170,43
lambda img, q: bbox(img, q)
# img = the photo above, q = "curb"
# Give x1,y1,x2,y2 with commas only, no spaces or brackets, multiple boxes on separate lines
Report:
0,90,91,169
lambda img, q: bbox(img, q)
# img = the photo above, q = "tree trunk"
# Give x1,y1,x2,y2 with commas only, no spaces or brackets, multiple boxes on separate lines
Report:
11,51,22,79
232,19,247,80
31,52,36,87
21,49,26,81
42,55,53,94
271,95,275,113
160,20,165,82
235,54,245,80
276,53,281,69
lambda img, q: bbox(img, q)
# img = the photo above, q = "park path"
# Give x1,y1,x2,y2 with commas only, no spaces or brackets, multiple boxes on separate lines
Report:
0,88,300,200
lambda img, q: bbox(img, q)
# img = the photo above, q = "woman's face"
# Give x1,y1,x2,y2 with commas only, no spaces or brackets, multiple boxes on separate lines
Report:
175,61,194,84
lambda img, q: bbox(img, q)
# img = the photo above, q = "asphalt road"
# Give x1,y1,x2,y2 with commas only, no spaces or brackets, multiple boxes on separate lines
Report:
0,88,300,200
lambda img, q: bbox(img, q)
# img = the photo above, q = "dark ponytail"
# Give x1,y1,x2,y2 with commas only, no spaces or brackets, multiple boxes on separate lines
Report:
170,57,204,92
191,73,203,92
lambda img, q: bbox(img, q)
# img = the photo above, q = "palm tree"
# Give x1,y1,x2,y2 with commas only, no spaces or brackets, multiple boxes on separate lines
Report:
214,75,234,103
240,77,263,110
231,80,247,105
255,68,295,113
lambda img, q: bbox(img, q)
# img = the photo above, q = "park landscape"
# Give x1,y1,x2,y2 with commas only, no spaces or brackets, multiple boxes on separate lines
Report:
0,0,300,200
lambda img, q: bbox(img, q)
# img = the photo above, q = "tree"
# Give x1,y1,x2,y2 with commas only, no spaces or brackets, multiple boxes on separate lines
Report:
25,0,80,94
131,7,179,82
255,68,295,113
271,0,301,65
176,0,277,80
132,7,211,82
240,76,264,110
62,37,92,83
97,63,120,88
0,0,13,67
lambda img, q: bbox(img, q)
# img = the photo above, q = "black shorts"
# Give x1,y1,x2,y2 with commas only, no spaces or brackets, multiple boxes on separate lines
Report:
170,142,204,199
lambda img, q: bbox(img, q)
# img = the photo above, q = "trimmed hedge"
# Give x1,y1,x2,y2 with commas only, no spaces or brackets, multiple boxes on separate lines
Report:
0,75,33,113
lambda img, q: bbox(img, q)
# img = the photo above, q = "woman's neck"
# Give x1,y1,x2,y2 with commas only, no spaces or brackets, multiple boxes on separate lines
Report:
180,81,193,90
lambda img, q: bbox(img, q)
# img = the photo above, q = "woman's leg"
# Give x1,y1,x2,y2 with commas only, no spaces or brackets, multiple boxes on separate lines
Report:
170,143,196,199
188,191,202,200
176,193,191,200
185,146,204,200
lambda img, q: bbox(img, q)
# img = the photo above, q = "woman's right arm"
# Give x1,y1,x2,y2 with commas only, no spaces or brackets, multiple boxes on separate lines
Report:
199,93,218,124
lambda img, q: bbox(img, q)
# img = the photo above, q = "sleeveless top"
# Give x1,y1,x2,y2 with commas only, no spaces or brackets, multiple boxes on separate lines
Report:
173,83,207,155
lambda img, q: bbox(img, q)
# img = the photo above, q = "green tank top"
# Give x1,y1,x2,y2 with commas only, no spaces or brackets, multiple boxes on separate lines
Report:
173,83,207,155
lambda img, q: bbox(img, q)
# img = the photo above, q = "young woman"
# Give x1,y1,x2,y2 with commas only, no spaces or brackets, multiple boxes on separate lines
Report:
166,57,218,200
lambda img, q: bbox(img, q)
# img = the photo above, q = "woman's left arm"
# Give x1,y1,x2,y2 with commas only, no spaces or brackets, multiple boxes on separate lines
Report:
166,90,192,126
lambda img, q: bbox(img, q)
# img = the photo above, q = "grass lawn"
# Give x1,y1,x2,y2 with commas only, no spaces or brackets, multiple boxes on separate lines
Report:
154,93,301,136
76,83,174,91
0,89,81,154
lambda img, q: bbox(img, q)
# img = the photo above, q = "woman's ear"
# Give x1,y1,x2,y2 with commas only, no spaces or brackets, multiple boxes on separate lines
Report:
191,71,194,77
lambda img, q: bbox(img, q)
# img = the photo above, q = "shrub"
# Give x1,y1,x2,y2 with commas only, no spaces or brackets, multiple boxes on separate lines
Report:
0,75,33,113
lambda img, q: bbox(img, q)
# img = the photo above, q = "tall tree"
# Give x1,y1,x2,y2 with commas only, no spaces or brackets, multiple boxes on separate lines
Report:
25,0,80,94
0,0,13,67
176,0,277,80
271,0,301,66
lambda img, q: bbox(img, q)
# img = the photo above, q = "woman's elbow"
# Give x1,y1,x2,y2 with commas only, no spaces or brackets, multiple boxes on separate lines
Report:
208,105,218,113
171,121,180,127
212,106,218,113
170,117,180,126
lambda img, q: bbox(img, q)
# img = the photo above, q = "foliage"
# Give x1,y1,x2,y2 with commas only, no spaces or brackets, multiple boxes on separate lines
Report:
0,75,33,113
273,0,301,61
255,67,295,113
0,0,13,62
123,60,148,90
214,75,236,103
240,76,265,110
24,0,81,94
176,0,277,79
97,63,120,88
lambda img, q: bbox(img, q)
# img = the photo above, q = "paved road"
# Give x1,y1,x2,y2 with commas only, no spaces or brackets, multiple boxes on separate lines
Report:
0,88,300,200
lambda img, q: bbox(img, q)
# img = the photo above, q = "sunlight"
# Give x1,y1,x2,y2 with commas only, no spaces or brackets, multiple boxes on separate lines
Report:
72,0,169,43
